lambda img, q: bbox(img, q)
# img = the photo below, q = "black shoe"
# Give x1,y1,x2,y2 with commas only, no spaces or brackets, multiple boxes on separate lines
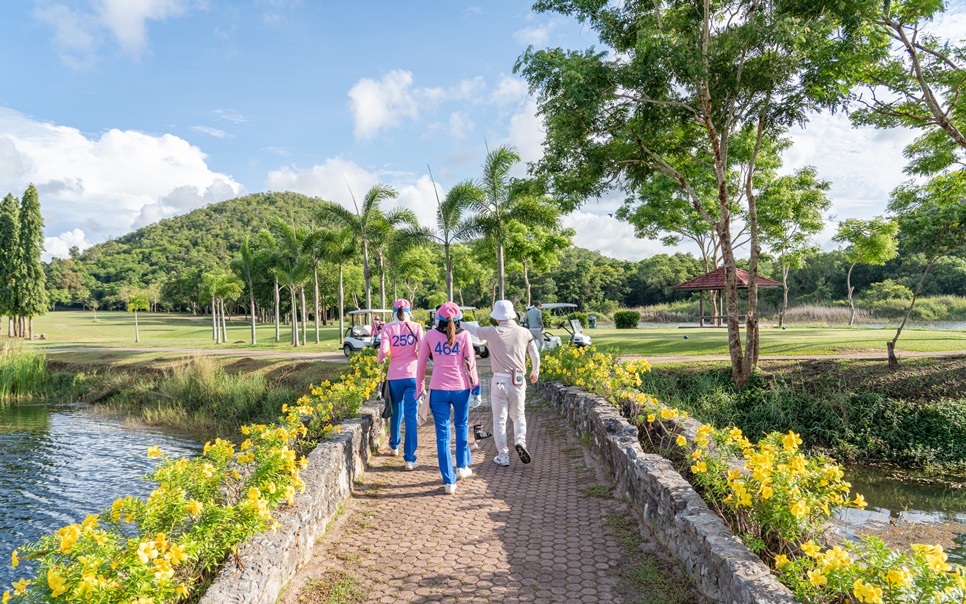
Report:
515,444,532,464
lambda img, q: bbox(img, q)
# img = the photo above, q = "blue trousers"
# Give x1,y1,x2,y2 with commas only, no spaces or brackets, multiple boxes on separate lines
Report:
429,389,471,485
388,378,418,463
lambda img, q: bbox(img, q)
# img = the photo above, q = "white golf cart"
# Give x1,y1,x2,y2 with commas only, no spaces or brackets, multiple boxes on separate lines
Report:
529,303,593,349
342,309,392,357
427,306,490,358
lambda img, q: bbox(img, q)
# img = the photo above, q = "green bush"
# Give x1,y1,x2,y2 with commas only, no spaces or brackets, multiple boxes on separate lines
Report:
0,343,47,401
614,310,641,329
410,308,430,325
564,312,588,328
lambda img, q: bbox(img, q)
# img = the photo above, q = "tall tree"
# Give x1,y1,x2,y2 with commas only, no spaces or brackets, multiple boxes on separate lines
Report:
0,194,21,337
833,218,900,326
759,167,832,327
268,219,310,347
886,173,966,367
424,173,483,300
516,0,874,385
321,228,358,344
127,292,149,343
371,209,421,309
231,235,259,345
317,184,399,310
498,220,575,306
472,148,560,300
18,185,48,340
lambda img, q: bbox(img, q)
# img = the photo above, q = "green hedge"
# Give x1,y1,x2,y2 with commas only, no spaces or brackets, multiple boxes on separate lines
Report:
613,310,641,329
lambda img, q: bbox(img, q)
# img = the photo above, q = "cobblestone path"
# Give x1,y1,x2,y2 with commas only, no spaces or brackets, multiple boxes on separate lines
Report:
281,381,700,604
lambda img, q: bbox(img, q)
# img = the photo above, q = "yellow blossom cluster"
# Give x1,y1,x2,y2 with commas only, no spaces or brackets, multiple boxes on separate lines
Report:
4,351,381,603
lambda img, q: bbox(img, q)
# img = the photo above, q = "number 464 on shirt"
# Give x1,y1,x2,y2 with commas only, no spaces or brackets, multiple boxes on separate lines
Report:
433,341,461,355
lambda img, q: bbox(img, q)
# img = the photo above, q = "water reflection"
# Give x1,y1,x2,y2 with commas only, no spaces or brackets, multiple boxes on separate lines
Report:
0,403,202,587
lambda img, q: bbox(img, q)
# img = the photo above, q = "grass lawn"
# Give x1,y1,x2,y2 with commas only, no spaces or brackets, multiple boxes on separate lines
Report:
562,325,966,356
17,310,966,358
24,310,347,353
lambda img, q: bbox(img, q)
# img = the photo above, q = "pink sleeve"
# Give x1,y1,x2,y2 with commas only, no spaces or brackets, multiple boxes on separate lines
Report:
377,324,391,364
415,332,430,397
463,332,478,386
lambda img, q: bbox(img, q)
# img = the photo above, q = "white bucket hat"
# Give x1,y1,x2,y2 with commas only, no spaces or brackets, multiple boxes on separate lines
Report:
490,300,516,321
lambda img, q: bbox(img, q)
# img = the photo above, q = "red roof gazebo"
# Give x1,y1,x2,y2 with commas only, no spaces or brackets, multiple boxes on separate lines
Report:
673,267,781,326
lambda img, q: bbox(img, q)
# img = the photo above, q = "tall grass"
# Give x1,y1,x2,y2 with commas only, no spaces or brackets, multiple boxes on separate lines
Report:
0,342,47,401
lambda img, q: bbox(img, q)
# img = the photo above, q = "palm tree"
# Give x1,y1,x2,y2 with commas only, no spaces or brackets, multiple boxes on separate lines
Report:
317,184,398,310
472,145,561,299
255,231,283,343
423,175,482,300
303,227,331,345
268,219,310,347
231,234,258,345
320,227,357,344
370,208,421,309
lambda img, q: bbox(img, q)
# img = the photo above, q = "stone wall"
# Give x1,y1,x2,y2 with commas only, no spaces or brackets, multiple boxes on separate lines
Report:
198,399,385,604
538,382,799,604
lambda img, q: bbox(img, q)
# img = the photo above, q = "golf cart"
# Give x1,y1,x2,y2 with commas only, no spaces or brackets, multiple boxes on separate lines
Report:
530,303,593,349
342,309,392,357
427,306,490,358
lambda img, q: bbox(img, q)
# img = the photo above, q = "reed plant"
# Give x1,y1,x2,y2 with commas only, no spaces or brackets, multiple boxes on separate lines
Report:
0,342,46,401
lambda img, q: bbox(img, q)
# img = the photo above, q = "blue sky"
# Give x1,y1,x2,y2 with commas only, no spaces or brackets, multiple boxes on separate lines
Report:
0,0,963,261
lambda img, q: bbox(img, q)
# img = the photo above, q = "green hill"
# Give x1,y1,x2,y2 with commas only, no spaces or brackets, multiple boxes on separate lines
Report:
52,191,321,308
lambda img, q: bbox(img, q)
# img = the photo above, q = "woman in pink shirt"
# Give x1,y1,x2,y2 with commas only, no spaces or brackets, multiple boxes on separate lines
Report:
377,299,424,470
415,302,479,494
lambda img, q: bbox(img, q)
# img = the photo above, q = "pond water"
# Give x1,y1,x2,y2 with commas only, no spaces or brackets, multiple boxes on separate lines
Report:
626,321,966,330
0,403,203,587
836,466,966,563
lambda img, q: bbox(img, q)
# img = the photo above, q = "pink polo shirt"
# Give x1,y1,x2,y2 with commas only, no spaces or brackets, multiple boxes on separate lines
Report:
377,320,423,381
416,329,479,397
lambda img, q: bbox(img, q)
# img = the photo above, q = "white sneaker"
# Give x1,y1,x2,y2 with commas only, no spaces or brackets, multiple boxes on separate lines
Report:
390,448,399,457
404,461,418,470
444,483,457,495
493,454,510,466
456,466,473,480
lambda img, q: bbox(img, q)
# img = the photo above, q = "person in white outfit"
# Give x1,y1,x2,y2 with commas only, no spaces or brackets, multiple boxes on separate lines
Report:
461,300,540,466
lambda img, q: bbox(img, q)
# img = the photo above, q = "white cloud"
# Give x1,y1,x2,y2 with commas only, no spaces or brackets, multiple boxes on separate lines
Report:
504,99,545,174
490,75,529,105
347,71,487,140
43,228,93,261
0,106,244,258
513,23,555,46
265,157,440,228
449,112,473,139
33,0,197,65
562,212,682,261
214,109,247,124
192,125,229,138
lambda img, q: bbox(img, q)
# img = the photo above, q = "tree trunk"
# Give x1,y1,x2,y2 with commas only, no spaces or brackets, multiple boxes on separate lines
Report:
847,262,857,326
28,317,33,341
522,257,531,307
274,279,281,343
249,289,257,346
134,311,140,343
290,287,300,347
497,243,506,300
212,299,219,343
379,252,386,310
779,260,790,329
220,298,228,343
314,267,320,344
362,239,372,310
445,242,453,301
338,264,345,344
889,256,937,369
93,307,97,320
300,286,308,345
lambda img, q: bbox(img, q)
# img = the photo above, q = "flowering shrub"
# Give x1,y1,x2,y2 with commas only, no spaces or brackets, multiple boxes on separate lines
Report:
540,345,964,604
3,351,380,603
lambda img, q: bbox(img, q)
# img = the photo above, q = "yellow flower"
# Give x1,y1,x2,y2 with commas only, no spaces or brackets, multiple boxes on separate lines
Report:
11,579,30,594
47,569,67,598
852,578,883,603
807,569,827,587
691,461,708,474
10,550,17,568
186,499,203,517
728,426,743,442
676,435,687,447
886,568,912,588
759,485,773,499
737,492,752,507
801,540,821,558
852,494,868,509
137,541,159,564
782,431,802,452
647,414,656,423
2,591,9,604
147,445,162,458
690,449,702,460
790,499,810,520
925,545,952,573
774,554,789,568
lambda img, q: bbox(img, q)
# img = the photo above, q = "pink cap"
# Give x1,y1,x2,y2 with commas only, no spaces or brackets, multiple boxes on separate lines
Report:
437,302,462,321
394,298,411,311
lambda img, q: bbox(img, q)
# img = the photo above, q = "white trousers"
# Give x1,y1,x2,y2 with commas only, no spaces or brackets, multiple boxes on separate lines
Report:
491,374,527,456
529,328,544,351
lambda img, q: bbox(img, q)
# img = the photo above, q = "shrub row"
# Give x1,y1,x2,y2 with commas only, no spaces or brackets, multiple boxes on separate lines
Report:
3,351,380,603
540,345,966,604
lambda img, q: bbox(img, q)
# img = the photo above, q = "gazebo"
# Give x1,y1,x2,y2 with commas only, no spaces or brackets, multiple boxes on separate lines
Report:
672,267,782,327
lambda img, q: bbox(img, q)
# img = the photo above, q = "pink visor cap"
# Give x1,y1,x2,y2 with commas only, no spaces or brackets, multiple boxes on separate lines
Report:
393,298,411,312
436,302,462,322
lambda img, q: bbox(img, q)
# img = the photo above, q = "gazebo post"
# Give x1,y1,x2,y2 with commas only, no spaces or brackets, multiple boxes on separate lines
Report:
699,291,705,327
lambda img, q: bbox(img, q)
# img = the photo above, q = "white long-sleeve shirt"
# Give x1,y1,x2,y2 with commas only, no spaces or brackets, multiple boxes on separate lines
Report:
462,320,540,378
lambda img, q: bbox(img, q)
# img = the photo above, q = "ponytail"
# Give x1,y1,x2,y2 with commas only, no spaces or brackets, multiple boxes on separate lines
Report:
396,308,406,322
446,320,456,346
